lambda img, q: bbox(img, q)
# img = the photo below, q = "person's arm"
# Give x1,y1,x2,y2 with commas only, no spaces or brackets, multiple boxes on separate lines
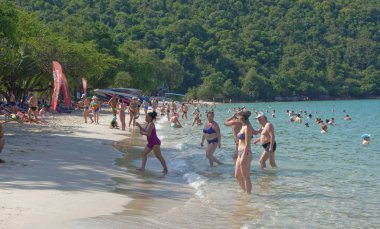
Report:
224,114,237,126
215,123,222,148
268,124,275,152
200,133,205,147
241,127,251,164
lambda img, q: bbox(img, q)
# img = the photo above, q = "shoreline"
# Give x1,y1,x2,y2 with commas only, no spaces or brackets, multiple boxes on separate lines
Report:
0,112,133,229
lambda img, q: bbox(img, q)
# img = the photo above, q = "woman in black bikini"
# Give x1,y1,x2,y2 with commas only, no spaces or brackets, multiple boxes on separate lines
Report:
200,111,223,166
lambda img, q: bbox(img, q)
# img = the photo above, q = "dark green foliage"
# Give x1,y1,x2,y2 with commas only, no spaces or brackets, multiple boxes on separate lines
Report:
4,0,380,100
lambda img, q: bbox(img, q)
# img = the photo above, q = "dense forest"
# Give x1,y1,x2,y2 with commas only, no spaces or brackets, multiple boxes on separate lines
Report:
1,0,379,101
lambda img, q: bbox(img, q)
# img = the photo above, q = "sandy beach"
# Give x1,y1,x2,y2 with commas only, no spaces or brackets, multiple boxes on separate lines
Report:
0,111,133,229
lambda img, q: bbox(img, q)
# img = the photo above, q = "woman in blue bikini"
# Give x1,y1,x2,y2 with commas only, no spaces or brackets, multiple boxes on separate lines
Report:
200,111,223,166
235,110,260,194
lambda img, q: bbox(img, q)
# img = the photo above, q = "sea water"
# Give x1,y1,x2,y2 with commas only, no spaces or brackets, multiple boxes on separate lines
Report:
72,100,380,229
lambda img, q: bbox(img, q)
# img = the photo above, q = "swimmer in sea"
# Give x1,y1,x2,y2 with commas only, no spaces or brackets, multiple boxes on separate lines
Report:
254,112,277,169
344,114,351,120
136,111,168,173
224,113,243,163
295,114,302,123
170,114,183,128
200,111,223,166
321,124,328,134
362,134,370,145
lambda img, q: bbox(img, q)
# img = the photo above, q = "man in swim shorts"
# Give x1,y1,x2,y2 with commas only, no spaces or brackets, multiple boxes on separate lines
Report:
27,93,39,123
254,112,277,169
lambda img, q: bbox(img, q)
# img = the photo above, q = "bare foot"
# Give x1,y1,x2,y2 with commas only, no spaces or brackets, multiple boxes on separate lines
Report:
162,169,168,174
136,168,145,172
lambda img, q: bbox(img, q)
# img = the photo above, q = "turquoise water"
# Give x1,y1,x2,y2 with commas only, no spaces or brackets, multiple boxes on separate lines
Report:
75,100,380,228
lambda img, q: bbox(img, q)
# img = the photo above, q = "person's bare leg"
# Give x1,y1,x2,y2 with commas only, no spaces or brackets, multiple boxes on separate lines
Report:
152,145,168,173
206,143,217,166
241,155,252,193
269,152,277,168
259,151,269,169
235,156,246,191
137,146,152,171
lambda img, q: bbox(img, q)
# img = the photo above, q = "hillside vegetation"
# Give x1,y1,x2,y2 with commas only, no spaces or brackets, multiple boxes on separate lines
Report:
2,0,379,100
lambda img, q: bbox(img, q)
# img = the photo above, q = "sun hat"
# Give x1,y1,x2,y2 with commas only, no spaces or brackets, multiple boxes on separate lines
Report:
361,134,370,139
255,112,266,119
81,94,86,98
92,95,98,99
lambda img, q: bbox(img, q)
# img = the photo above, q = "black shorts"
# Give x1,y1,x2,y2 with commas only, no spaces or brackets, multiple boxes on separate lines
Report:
262,142,276,152
31,107,37,111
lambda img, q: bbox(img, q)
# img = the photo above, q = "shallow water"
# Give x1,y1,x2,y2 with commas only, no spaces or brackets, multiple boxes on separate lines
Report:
73,100,380,228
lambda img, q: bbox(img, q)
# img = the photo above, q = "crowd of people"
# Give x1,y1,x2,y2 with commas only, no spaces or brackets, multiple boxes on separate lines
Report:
0,92,372,193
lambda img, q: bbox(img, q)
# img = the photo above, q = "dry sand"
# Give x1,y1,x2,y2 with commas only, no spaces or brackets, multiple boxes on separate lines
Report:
0,111,133,229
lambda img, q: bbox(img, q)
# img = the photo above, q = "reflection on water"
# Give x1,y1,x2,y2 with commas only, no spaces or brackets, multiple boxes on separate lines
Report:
73,100,380,229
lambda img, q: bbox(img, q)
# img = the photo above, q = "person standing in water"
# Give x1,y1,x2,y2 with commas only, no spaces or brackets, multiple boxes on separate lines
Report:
181,103,188,119
235,110,257,194
170,114,183,128
118,98,127,130
200,111,223,166
136,111,168,173
224,113,243,163
254,113,277,169
128,97,139,128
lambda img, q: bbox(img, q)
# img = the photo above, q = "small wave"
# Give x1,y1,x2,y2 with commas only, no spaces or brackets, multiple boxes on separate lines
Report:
183,172,207,199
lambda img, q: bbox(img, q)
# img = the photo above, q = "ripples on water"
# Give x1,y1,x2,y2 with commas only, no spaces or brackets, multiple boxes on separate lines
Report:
73,100,380,229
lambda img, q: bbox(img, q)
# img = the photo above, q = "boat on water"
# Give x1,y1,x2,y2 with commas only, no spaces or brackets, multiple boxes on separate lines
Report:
93,88,148,104
93,89,185,107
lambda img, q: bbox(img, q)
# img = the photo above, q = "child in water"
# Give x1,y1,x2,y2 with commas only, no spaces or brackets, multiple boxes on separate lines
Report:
362,134,370,145
321,124,328,134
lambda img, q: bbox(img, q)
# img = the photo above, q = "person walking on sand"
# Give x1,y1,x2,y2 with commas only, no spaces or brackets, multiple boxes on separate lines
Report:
90,96,100,125
81,94,93,124
200,111,223,166
135,111,168,173
118,98,127,130
254,112,277,169
224,113,243,163
9,91,16,114
234,110,257,194
108,95,118,116
27,93,39,123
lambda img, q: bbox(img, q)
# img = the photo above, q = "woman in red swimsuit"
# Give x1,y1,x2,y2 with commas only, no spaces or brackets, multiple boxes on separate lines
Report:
136,111,168,173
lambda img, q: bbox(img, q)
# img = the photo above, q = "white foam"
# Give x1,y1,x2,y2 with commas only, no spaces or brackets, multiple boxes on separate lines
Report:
167,158,187,172
183,172,206,199
176,143,185,151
